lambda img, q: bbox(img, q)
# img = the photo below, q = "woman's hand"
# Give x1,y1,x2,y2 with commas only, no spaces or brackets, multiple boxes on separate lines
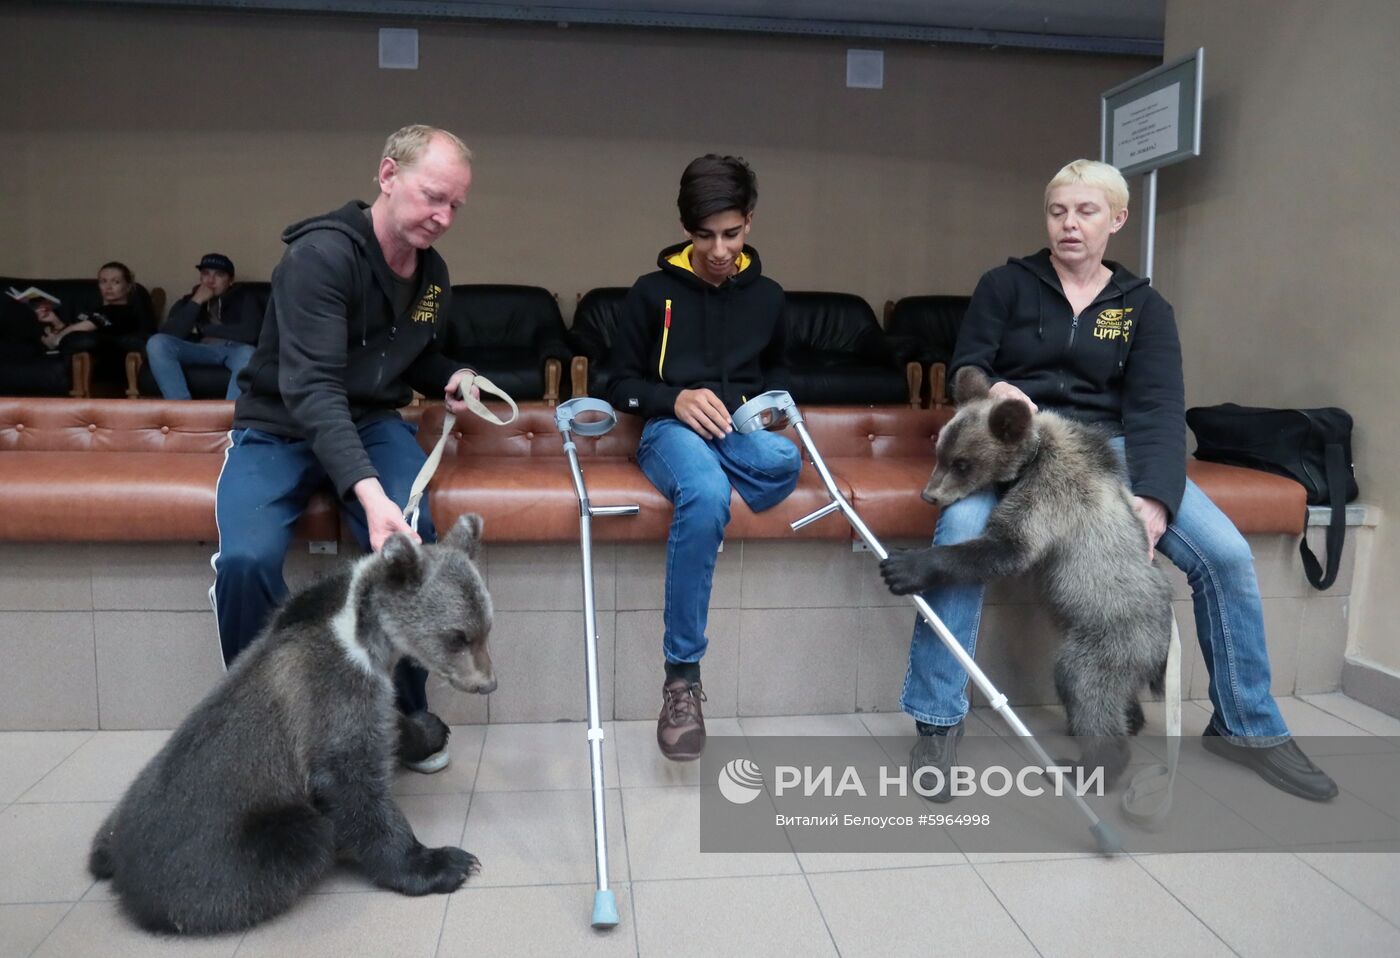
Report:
988,380,1038,412
1132,495,1168,561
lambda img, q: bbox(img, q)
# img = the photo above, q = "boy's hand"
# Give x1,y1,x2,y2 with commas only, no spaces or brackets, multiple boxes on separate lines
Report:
675,388,732,439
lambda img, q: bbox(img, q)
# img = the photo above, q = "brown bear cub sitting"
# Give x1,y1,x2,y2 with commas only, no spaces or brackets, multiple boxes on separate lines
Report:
89,514,496,935
881,367,1172,787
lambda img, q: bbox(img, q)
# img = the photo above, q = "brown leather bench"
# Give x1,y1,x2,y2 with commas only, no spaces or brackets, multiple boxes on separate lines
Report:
0,399,338,542
0,397,1308,545
420,402,1308,541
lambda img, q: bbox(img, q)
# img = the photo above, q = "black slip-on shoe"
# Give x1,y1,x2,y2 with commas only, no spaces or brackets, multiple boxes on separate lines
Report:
910,721,964,804
1202,725,1338,802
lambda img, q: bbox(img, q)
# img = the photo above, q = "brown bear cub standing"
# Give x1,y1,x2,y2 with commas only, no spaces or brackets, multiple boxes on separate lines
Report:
89,514,496,935
881,367,1172,787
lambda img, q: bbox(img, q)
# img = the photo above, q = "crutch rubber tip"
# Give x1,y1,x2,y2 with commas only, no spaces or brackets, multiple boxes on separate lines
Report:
1091,821,1123,855
591,889,620,928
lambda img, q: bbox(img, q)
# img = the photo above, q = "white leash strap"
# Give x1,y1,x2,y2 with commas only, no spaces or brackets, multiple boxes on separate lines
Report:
1120,611,1182,827
403,372,518,525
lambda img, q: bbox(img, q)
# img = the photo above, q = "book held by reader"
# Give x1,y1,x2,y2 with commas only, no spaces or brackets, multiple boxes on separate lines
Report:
6,286,61,306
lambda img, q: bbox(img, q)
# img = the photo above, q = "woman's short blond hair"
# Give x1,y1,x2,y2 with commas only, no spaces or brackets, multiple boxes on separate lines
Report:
1045,159,1129,216
380,125,473,170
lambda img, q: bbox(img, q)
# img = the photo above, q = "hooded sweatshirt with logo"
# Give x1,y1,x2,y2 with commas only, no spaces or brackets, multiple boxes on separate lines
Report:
233,200,461,500
950,248,1186,517
608,241,788,419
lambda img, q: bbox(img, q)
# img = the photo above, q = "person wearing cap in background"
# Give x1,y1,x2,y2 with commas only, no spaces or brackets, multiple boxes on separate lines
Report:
144,253,264,400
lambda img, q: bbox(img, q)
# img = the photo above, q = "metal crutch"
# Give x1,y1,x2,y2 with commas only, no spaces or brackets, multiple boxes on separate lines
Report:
554,398,640,927
730,390,1124,855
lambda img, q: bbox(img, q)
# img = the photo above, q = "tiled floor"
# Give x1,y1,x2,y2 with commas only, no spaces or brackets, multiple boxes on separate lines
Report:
2,693,1398,957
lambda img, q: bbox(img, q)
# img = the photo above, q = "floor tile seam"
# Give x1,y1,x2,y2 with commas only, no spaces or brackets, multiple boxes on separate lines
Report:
311,878,638,895
6,722,99,805
1287,848,1400,934
1300,695,1400,736
795,865,845,958
612,770,643,958
1124,851,1245,956
22,898,81,958
1160,754,1386,846
963,859,1046,958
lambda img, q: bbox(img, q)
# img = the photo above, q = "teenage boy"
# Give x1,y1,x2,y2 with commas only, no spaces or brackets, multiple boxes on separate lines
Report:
609,154,801,761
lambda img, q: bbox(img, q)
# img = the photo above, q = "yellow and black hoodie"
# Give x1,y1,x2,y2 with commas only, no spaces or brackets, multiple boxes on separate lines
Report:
607,241,788,420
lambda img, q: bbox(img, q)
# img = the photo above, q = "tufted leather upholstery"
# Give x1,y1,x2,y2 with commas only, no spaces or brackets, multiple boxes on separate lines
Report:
439,284,571,404
0,397,1308,546
567,287,631,400
782,291,915,406
0,398,336,541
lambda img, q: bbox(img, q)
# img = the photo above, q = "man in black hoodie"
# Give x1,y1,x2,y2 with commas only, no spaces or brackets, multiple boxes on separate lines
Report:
609,155,802,761
145,254,262,400
212,126,479,774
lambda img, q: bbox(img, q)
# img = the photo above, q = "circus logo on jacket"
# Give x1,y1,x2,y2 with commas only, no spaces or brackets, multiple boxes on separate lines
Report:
410,284,443,324
1092,306,1134,342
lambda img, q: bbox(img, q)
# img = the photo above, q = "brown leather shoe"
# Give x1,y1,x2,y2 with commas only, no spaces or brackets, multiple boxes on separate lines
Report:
657,678,707,762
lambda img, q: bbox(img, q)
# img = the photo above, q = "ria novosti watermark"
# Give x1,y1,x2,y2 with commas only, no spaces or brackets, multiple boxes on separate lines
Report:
700,735,1400,855
718,756,1105,804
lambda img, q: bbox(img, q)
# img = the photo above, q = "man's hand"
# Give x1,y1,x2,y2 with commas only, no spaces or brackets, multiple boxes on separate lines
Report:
1131,495,1168,561
988,380,1038,412
354,477,420,552
675,388,731,439
190,282,216,305
444,368,479,417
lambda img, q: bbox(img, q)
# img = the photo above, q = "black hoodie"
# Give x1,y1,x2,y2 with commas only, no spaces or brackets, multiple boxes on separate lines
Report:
951,248,1186,517
607,241,788,419
233,201,462,500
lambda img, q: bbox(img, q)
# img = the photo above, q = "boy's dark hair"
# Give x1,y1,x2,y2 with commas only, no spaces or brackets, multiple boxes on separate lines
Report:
677,155,757,232
100,261,133,283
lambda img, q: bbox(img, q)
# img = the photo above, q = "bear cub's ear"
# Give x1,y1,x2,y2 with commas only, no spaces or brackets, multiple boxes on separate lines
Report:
442,513,485,561
952,366,991,405
988,399,1033,445
381,532,425,587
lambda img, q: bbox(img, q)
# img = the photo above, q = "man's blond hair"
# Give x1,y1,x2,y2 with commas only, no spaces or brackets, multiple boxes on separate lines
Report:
1045,159,1129,216
380,125,473,171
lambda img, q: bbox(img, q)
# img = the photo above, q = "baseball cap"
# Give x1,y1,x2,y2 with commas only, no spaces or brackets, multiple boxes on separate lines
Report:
196,253,235,276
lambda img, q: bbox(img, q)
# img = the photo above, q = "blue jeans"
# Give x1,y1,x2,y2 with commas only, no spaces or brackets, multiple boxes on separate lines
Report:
636,417,802,664
211,417,435,714
901,436,1290,744
146,333,254,400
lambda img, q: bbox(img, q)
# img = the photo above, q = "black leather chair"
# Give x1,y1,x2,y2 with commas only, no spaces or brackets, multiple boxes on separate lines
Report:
129,281,270,399
438,284,571,405
566,287,631,400
0,275,162,397
783,291,918,407
884,295,971,407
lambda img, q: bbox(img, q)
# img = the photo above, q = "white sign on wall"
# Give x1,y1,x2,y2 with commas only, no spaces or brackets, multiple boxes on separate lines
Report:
1101,49,1203,178
1112,82,1180,168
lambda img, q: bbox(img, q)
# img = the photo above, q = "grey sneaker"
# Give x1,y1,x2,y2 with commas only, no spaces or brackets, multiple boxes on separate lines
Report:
657,679,707,762
910,721,964,803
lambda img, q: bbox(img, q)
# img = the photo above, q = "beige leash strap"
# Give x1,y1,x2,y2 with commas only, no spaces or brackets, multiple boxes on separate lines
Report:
403,372,518,528
1120,610,1182,827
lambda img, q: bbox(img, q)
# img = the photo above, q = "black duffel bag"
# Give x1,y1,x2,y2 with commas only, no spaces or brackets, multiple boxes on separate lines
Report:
1186,404,1357,590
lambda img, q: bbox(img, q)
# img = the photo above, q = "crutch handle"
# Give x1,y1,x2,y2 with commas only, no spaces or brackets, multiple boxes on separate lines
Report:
590,504,639,517
732,390,802,434
556,398,620,437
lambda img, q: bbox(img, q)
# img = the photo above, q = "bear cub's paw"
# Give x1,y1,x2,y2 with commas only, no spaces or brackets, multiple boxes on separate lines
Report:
880,550,932,596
